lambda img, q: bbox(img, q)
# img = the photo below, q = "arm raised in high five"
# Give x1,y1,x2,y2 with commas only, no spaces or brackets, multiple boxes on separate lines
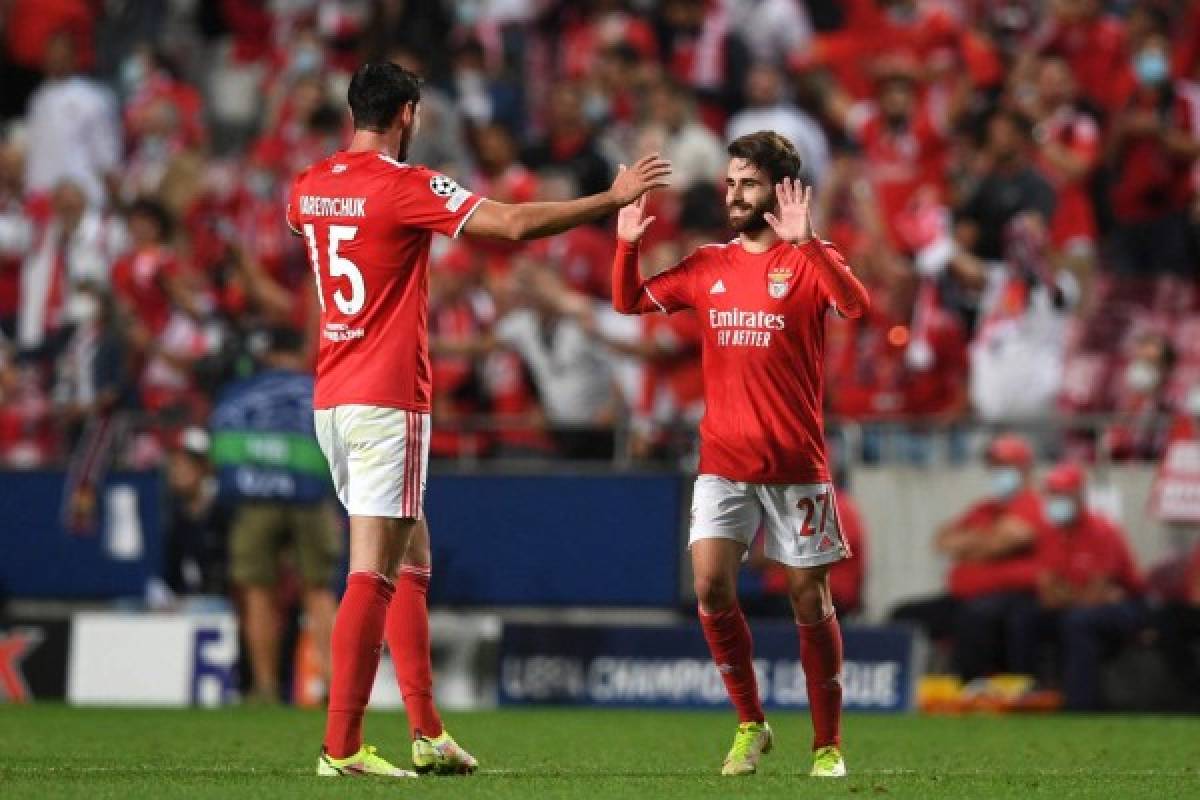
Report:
464,154,671,242
766,177,870,319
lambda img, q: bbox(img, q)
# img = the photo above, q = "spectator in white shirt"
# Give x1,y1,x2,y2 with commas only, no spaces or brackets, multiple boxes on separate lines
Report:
647,79,728,190
494,262,618,459
23,32,121,208
18,180,126,352
726,62,829,185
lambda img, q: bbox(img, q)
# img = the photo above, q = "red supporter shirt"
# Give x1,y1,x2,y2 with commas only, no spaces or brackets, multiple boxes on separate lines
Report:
852,110,947,248
947,489,1048,599
286,151,484,411
111,246,180,335
1109,86,1200,222
1035,107,1100,247
1039,510,1143,596
642,239,841,483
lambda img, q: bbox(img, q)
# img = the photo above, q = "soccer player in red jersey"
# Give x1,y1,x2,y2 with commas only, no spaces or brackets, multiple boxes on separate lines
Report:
289,63,670,778
612,131,869,778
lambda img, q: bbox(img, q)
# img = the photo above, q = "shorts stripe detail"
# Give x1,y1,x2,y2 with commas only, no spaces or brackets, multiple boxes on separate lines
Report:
827,488,851,558
410,412,422,517
402,411,416,517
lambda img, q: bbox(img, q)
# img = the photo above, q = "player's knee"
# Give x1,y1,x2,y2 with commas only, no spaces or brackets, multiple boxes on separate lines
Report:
787,568,832,623
693,574,737,612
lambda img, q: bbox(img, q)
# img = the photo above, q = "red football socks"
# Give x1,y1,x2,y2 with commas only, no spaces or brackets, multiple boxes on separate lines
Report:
798,612,844,749
323,571,394,758
386,565,443,739
699,604,764,724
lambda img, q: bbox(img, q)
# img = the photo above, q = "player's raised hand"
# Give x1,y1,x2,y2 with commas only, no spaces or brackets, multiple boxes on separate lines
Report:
609,153,671,206
616,191,656,244
764,177,814,245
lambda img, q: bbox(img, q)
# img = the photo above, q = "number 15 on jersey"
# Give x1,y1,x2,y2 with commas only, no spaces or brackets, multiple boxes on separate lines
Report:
303,223,365,315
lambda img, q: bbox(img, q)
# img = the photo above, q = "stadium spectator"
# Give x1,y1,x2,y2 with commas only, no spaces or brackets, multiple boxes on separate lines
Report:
891,434,1049,680
953,110,1056,278
522,82,612,199
161,426,229,598
428,246,492,459
1029,0,1128,114
0,139,32,339
1013,463,1145,710
654,0,751,130
18,179,125,353
389,47,472,178
23,31,120,208
824,258,969,462
645,79,727,191
1105,331,1178,461
1105,28,1200,277
957,110,1076,422
838,53,947,249
494,261,618,460
213,327,341,704
119,45,206,153
725,62,829,186
1025,56,1101,263
54,282,135,532
0,0,97,117
447,37,526,136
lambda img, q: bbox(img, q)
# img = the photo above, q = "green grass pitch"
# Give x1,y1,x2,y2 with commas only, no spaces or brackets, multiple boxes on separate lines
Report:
2,705,1199,799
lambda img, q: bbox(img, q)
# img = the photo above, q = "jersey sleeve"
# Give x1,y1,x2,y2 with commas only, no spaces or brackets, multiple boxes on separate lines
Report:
641,250,706,313
393,166,485,238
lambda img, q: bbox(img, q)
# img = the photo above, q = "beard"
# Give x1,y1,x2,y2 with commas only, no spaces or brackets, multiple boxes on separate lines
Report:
727,197,774,234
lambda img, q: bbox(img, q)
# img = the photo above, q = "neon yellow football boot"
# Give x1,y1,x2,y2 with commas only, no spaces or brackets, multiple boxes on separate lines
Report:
412,729,479,775
721,721,773,775
810,745,847,777
316,744,417,777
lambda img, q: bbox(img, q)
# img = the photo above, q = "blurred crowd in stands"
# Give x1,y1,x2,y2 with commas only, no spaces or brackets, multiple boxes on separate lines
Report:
3,0,1200,470
887,433,1200,711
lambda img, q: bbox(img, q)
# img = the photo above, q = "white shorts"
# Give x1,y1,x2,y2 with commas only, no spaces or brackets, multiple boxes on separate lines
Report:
314,405,430,519
689,475,849,568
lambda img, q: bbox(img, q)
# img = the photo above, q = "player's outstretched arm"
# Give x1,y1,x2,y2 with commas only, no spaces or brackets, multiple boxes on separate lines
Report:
765,177,870,319
462,154,670,242
611,193,662,315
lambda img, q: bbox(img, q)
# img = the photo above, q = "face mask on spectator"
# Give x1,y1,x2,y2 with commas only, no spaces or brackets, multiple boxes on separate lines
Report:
290,47,323,76
120,56,146,93
583,92,610,125
988,466,1023,499
1045,495,1078,526
1134,50,1169,87
1123,360,1159,393
247,171,274,199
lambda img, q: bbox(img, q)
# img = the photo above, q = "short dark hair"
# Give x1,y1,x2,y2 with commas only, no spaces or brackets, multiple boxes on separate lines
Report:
347,62,422,132
989,108,1035,142
127,197,173,240
727,131,803,184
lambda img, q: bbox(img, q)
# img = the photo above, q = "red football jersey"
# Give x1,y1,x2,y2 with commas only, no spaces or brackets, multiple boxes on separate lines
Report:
286,151,483,411
642,239,839,484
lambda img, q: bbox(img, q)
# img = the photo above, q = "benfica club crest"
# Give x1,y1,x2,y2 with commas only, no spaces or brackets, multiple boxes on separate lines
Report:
767,265,794,299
